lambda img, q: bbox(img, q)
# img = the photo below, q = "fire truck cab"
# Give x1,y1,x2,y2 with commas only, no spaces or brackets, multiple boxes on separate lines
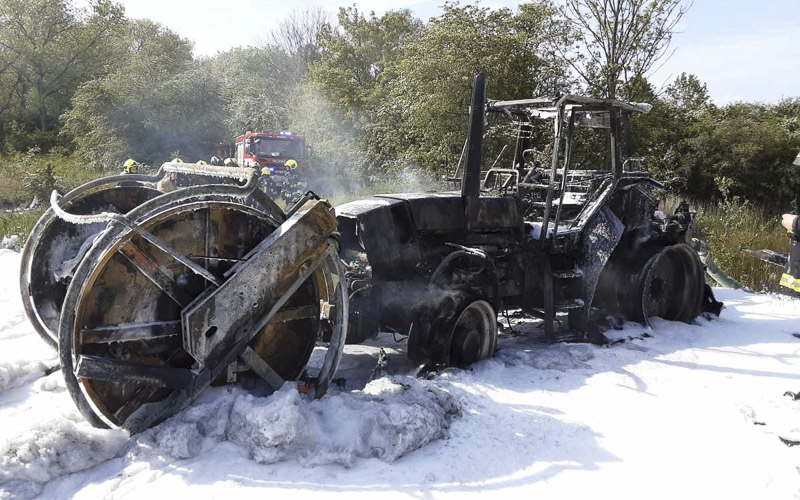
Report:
234,131,310,182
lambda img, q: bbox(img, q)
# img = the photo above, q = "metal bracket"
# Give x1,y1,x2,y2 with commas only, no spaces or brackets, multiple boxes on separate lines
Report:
181,200,338,366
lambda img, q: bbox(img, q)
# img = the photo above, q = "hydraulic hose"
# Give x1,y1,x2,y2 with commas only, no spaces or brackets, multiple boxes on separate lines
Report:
692,238,749,291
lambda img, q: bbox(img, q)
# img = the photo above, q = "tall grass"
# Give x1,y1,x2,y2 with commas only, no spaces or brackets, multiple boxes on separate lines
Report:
0,152,104,243
687,197,790,293
0,208,45,244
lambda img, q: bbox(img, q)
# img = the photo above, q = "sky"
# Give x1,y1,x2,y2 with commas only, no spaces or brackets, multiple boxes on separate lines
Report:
109,0,800,104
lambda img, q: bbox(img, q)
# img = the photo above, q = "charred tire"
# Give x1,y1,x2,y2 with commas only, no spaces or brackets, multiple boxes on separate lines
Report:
449,299,497,367
409,290,497,368
632,243,705,325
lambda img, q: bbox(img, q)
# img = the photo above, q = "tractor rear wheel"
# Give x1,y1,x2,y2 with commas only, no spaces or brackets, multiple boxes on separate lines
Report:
633,243,705,326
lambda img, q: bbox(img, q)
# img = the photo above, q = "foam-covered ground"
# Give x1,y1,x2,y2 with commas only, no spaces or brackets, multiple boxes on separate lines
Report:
0,249,799,499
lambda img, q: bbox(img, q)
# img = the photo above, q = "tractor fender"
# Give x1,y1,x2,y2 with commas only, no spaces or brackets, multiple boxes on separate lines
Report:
429,248,501,311
570,206,625,329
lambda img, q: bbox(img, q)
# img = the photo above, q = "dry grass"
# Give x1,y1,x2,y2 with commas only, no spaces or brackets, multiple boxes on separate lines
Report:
682,197,790,293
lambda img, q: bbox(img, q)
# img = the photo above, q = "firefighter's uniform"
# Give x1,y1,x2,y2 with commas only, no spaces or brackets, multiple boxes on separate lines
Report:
284,159,306,203
258,165,275,196
780,214,800,295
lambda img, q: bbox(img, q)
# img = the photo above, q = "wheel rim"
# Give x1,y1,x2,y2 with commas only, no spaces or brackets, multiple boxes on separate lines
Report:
449,300,497,367
640,243,704,325
61,199,326,429
20,186,161,348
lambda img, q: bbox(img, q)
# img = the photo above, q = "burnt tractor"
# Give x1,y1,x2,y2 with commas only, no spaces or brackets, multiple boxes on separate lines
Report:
20,74,716,433
336,74,718,367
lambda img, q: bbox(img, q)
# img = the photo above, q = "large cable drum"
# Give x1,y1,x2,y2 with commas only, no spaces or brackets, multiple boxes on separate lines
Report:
23,164,347,432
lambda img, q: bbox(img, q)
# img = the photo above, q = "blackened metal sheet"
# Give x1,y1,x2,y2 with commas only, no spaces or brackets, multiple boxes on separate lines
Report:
575,206,625,321
377,192,465,234
335,196,421,279
181,200,337,366
335,197,402,218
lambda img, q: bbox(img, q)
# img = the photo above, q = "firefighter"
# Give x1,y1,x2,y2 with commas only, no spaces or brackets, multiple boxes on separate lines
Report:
780,151,800,296
284,159,306,204
258,164,275,195
224,158,238,167
780,213,800,295
210,156,223,166
122,158,139,174
119,159,141,187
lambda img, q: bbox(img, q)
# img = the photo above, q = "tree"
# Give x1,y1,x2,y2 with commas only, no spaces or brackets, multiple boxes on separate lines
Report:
561,0,689,98
268,7,331,82
63,20,225,169
301,7,421,177
209,46,297,137
389,2,572,171
311,7,420,117
664,72,709,110
681,104,799,206
619,73,710,192
0,0,124,138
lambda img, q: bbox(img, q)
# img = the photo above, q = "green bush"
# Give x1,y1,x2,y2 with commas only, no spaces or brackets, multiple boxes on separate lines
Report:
0,151,101,207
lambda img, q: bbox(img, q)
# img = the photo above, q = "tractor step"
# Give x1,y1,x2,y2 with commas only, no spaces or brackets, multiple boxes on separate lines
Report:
527,298,585,318
553,268,583,279
556,298,584,310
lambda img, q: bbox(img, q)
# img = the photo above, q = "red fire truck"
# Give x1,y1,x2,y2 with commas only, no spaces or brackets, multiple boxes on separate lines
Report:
234,131,310,179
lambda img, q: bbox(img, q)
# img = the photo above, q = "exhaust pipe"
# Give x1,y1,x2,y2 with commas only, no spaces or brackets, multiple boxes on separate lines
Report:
462,74,486,224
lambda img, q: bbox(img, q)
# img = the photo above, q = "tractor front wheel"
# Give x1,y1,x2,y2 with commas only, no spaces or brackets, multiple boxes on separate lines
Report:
409,290,498,369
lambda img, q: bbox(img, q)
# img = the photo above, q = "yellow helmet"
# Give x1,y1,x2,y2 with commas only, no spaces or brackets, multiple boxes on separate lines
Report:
196,160,207,166
224,158,236,166
261,166,271,176
123,158,138,173
286,159,298,170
